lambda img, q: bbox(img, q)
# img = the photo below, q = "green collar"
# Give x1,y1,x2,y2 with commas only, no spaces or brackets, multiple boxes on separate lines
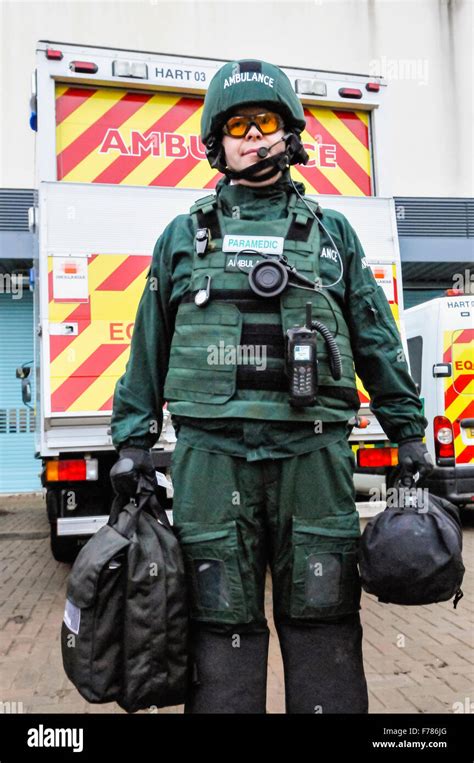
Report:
215,173,306,220
216,171,305,196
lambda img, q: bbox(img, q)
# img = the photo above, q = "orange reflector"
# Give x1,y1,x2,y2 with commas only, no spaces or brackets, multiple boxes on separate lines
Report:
46,459,87,481
46,461,59,481
357,416,370,429
357,447,398,468
445,288,464,296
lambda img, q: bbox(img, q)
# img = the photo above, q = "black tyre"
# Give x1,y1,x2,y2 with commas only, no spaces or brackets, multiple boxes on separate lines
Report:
50,523,79,564
460,505,474,527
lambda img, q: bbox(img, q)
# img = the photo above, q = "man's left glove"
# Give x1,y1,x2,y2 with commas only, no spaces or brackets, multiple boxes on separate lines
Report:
110,446,156,497
397,438,434,486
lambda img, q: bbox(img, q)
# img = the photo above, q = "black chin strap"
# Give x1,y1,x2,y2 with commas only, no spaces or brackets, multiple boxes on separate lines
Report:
205,130,309,185
224,150,289,183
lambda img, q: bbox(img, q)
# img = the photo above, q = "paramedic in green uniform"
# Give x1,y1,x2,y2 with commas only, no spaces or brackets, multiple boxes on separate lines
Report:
111,59,433,714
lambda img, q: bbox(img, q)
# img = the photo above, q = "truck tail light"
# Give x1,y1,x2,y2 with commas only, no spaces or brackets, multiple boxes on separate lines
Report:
357,447,398,468
46,458,98,481
434,416,454,459
338,87,362,99
46,49,63,61
366,82,380,92
70,61,98,74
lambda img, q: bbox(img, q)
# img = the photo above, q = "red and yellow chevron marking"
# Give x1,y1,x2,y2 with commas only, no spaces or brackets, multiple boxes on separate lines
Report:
355,263,400,405
46,255,399,417
443,328,474,464
48,253,151,414
294,107,371,195
55,84,372,195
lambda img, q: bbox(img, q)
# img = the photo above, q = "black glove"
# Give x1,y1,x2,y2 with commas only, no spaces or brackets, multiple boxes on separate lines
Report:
110,446,156,497
397,438,434,486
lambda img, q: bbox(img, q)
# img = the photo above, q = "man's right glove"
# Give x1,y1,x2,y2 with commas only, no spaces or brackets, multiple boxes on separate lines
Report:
397,438,434,486
110,446,156,497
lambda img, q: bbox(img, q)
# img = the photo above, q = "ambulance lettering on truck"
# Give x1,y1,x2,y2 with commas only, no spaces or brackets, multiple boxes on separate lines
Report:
28,41,403,561
405,293,474,508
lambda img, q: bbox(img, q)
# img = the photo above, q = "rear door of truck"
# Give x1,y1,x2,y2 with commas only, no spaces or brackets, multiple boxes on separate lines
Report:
35,44,387,458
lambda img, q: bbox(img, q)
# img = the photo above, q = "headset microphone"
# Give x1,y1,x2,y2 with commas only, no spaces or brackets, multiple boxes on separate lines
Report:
256,134,289,158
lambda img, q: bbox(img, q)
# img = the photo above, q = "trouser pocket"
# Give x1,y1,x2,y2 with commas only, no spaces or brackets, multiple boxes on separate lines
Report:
290,513,361,620
175,520,249,625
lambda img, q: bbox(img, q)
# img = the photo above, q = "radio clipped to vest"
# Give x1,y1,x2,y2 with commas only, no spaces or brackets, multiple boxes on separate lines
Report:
286,302,342,408
286,302,318,407
243,252,344,408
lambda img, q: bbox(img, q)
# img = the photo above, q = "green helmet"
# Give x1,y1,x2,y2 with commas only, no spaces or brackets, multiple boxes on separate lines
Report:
201,59,306,146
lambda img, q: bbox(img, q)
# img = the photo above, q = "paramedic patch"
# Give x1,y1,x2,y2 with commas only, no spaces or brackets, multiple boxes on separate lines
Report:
222,235,284,255
225,253,264,272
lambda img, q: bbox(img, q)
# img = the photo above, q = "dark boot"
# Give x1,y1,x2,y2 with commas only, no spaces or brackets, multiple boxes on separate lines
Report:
276,614,369,714
185,625,270,713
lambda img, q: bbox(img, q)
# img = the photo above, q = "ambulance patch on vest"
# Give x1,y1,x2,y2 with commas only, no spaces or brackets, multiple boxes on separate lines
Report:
225,253,264,272
222,235,284,255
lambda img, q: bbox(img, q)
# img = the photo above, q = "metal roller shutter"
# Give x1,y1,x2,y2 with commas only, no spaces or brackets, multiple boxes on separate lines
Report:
0,291,40,493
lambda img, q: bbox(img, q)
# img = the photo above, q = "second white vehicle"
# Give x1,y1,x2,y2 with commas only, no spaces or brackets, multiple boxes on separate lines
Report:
405,291,474,507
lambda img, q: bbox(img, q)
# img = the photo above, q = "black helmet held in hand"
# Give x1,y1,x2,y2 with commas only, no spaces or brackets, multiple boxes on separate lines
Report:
359,485,464,608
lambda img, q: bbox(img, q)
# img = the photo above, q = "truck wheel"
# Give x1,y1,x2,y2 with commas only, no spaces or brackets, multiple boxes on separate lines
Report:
50,523,79,564
459,506,474,527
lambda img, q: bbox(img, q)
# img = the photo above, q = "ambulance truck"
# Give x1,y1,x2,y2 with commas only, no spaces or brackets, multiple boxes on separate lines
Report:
26,41,408,560
405,292,474,508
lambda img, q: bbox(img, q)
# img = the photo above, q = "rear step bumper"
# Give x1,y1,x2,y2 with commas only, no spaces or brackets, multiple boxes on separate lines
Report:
57,516,108,536
423,464,474,507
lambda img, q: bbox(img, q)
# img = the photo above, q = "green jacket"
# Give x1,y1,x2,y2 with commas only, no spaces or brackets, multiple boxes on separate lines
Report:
111,175,427,453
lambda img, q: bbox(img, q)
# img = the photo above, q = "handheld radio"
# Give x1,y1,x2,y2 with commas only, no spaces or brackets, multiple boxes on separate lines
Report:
286,303,319,407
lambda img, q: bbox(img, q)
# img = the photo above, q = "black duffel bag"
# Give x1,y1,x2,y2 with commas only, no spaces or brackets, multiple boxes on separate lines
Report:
61,480,189,712
358,483,465,608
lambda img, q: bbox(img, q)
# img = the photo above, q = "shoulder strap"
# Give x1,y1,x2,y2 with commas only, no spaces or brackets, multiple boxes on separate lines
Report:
286,194,321,243
294,194,322,220
190,194,221,241
188,191,322,244
189,193,218,216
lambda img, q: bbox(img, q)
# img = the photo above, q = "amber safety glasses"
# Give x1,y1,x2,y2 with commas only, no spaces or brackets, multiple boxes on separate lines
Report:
222,112,284,138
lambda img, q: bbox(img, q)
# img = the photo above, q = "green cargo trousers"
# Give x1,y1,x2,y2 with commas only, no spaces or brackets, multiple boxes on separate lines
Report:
171,433,368,713
171,434,362,628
